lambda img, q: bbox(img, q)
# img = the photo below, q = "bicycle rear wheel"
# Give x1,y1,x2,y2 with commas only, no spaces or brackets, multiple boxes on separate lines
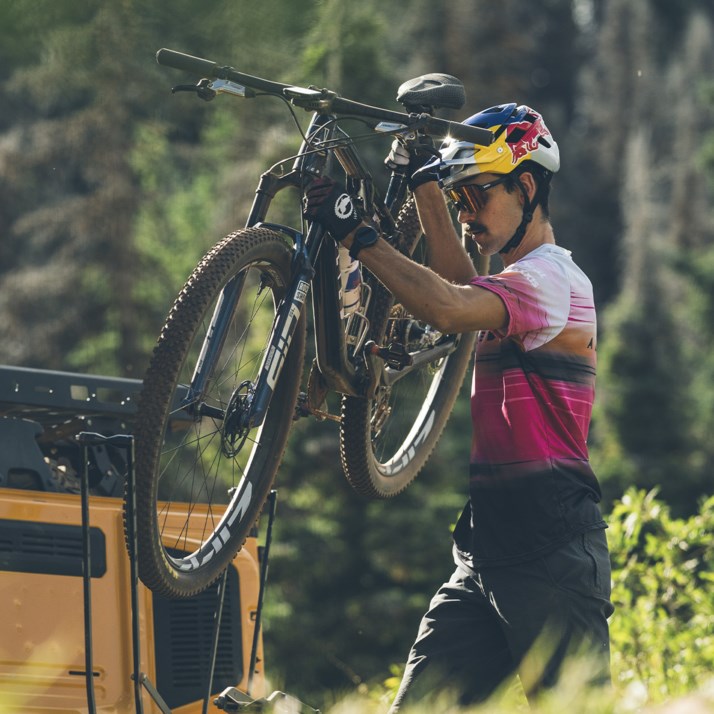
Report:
130,226,306,598
340,199,475,498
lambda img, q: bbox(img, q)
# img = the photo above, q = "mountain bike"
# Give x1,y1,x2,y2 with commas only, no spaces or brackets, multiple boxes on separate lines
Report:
130,49,493,598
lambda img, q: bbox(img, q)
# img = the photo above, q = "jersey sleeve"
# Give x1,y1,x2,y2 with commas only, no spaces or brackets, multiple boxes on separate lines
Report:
470,255,570,351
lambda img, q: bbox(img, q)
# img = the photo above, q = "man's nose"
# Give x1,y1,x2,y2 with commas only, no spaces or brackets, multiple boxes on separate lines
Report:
457,209,476,224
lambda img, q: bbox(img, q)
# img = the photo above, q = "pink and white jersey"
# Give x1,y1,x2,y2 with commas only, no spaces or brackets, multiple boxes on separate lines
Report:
471,244,596,464
453,244,605,569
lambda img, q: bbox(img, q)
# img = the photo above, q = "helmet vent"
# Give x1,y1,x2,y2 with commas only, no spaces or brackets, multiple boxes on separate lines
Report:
507,127,527,143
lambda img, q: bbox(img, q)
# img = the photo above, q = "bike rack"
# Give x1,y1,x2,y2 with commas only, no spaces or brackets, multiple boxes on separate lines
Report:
75,432,314,714
77,431,171,714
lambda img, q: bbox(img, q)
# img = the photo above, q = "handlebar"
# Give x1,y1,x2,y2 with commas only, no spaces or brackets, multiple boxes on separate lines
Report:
156,48,493,146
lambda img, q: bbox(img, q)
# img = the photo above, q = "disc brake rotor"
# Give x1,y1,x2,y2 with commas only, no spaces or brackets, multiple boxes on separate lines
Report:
221,380,254,457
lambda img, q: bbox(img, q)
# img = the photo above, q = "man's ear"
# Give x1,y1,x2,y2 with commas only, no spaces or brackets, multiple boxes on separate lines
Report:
518,171,538,203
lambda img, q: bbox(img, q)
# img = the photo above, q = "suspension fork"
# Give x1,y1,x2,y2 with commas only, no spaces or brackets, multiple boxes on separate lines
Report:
184,221,316,435
181,169,302,412
238,224,316,430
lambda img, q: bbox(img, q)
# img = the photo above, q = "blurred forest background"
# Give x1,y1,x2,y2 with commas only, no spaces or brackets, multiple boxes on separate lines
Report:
1,0,713,709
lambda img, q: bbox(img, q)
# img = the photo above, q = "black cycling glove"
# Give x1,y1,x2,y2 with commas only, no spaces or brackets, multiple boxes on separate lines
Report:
303,177,363,241
384,138,440,190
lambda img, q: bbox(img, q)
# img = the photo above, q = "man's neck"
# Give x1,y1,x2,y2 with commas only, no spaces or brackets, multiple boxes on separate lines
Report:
501,219,555,266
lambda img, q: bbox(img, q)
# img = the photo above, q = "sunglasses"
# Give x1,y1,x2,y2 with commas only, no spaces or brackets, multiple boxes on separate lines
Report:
445,176,510,213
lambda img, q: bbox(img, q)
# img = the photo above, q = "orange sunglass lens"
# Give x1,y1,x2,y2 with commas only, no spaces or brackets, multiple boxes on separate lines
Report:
448,185,485,213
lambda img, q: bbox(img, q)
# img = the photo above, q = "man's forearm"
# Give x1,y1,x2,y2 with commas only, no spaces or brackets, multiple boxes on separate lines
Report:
351,234,506,334
413,182,477,284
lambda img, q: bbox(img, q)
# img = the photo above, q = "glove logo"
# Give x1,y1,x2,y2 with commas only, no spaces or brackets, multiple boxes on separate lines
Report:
334,193,354,221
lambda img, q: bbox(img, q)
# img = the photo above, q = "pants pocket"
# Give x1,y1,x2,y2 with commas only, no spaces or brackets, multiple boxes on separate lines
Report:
581,529,612,598
541,530,611,599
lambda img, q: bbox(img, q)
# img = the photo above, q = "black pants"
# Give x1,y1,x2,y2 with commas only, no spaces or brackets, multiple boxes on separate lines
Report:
389,529,614,711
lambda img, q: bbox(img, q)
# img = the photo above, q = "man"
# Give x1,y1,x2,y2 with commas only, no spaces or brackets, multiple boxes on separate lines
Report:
304,104,613,709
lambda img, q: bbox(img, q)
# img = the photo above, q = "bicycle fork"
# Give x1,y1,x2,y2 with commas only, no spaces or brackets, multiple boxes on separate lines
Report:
182,225,316,436
245,262,312,429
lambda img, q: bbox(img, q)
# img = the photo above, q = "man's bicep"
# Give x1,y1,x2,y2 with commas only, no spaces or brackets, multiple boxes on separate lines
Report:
453,284,509,333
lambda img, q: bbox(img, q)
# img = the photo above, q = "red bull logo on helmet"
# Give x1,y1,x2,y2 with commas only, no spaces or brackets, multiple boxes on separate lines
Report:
506,115,551,165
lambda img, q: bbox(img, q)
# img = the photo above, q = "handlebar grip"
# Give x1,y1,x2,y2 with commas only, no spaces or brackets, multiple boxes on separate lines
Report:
156,48,218,77
156,48,291,96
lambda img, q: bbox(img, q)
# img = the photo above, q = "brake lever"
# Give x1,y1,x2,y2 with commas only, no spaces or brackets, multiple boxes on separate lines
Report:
172,78,216,101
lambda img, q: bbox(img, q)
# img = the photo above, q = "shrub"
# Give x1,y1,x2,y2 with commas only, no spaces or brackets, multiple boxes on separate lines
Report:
608,488,714,701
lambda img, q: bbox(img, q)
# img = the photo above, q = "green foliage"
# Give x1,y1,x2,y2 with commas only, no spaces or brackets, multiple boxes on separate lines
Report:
701,82,714,187
586,7,714,516
301,0,393,104
129,118,222,351
0,1,97,80
592,208,714,515
608,488,714,701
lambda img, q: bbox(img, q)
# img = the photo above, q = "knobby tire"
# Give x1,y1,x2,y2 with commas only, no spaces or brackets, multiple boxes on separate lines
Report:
127,227,305,598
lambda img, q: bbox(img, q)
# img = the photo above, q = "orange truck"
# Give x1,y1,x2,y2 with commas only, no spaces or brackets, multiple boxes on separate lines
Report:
0,366,267,713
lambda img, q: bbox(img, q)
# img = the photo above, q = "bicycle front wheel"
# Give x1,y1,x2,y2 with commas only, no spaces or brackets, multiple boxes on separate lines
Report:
340,199,475,498
130,226,306,598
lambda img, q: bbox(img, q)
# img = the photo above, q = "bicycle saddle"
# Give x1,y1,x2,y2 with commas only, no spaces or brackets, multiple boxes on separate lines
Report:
396,73,466,113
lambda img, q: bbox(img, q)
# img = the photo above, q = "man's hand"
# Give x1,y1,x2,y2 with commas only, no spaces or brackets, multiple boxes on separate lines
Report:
302,177,363,241
385,138,439,190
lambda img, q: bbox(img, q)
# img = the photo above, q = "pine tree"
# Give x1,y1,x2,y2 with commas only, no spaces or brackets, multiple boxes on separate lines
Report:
591,3,714,513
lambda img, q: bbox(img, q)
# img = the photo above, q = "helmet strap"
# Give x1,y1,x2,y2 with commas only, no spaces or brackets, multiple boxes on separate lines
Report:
499,176,537,255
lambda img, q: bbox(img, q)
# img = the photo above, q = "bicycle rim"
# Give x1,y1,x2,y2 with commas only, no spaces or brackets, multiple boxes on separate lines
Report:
131,227,305,598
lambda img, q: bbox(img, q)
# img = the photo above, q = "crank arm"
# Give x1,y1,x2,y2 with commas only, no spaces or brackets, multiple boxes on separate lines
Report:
381,338,459,387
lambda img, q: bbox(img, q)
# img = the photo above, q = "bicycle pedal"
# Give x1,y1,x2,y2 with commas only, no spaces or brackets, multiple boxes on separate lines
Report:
364,340,413,370
214,687,257,711
295,367,341,423
294,392,311,420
